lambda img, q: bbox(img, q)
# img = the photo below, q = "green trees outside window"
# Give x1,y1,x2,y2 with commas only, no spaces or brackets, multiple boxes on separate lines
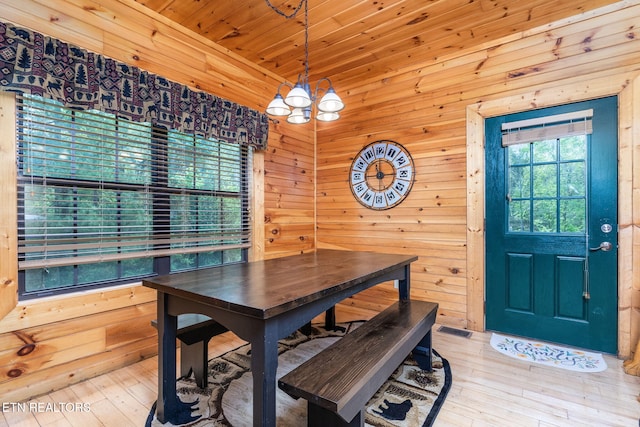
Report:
507,135,587,234
17,95,250,298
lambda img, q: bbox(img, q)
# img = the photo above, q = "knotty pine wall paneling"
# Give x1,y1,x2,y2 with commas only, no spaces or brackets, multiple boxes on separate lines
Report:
316,1,640,357
263,121,316,259
0,0,314,402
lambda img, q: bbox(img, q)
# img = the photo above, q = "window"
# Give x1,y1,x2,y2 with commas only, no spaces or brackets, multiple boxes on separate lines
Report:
502,109,591,234
506,136,587,233
17,94,251,299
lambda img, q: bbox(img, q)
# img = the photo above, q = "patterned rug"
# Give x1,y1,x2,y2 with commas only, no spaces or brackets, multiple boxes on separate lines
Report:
146,322,451,426
490,333,607,372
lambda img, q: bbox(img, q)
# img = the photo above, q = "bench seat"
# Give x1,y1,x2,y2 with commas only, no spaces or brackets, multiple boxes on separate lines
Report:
278,299,438,426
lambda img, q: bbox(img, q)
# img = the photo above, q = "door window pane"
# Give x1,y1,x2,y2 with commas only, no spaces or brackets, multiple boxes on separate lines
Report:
508,166,530,198
533,139,557,162
560,199,586,232
560,162,585,197
533,199,557,232
508,200,530,232
560,136,586,160
533,164,557,197
508,143,530,165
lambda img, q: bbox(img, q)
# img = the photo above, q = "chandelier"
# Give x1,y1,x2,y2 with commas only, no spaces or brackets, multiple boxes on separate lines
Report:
264,0,344,124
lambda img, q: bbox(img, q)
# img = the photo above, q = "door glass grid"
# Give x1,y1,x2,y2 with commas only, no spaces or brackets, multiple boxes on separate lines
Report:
507,135,587,233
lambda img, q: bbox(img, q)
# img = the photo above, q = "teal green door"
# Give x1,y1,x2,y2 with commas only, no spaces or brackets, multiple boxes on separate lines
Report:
485,96,618,353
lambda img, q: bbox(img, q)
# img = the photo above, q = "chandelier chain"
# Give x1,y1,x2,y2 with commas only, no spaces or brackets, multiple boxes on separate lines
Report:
263,0,305,19
303,0,309,82
264,0,309,82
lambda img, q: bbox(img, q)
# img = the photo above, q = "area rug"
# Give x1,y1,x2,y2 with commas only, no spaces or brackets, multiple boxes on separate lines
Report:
146,322,451,426
490,333,607,372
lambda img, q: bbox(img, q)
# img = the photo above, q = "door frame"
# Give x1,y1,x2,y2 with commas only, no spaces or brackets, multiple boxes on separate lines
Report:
465,73,640,358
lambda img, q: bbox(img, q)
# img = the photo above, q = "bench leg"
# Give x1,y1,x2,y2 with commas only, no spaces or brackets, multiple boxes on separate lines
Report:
324,306,346,332
300,322,313,335
180,340,208,388
324,306,337,330
308,403,363,427
412,329,433,372
300,307,345,335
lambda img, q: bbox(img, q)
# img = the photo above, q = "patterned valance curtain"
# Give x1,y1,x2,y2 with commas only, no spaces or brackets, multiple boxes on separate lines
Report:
0,21,268,149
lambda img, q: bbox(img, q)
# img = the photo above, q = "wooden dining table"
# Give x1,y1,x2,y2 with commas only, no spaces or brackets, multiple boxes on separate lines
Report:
143,249,418,427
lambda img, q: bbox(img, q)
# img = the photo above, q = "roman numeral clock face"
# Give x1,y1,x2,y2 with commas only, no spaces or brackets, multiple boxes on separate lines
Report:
350,140,415,210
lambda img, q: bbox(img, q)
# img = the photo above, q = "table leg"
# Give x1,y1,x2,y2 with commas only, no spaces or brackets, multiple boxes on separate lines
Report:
250,326,279,427
398,263,411,300
156,293,176,423
156,293,199,424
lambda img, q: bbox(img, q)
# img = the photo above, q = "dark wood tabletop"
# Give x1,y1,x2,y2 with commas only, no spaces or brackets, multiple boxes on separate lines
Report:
143,249,418,319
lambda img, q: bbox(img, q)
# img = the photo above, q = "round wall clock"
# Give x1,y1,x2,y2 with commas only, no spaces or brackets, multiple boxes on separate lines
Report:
349,140,415,210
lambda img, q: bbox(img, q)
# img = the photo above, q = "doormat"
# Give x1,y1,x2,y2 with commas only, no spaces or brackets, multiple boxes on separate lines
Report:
490,333,607,372
146,322,451,426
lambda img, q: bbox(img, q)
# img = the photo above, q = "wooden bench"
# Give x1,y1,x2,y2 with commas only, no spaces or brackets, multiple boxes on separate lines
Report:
151,313,227,388
278,300,438,427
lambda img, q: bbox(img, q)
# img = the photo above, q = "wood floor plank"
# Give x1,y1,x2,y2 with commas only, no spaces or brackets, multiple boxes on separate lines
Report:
88,398,146,427
45,388,100,427
0,409,39,427
459,380,570,424
28,395,67,426
67,378,107,405
87,374,150,425
40,419,74,427
116,364,157,408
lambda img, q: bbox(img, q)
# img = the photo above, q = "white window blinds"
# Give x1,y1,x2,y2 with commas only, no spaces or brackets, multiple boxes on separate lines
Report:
501,109,593,146
17,94,251,270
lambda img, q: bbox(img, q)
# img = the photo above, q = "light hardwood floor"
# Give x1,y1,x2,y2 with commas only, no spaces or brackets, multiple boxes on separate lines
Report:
2,305,639,427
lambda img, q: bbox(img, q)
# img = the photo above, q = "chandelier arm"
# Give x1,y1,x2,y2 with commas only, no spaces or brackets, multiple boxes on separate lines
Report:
276,81,294,95
312,77,333,99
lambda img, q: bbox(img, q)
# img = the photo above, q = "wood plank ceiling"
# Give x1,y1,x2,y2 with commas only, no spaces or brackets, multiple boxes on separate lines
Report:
134,0,620,91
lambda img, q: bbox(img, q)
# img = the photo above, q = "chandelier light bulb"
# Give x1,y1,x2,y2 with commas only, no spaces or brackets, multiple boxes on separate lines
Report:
317,88,344,113
316,111,340,122
287,107,311,124
265,94,291,116
284,83,312,108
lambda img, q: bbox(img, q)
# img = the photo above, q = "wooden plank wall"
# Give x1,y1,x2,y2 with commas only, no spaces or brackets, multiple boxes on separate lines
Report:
0,0,313,402
315,1,640,358
263,122,316,259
